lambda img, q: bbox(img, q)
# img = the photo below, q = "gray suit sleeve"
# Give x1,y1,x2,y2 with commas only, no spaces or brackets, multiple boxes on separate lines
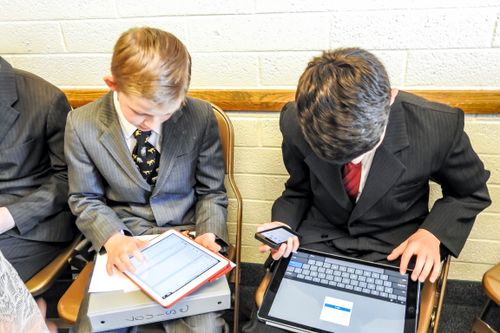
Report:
65,113,129,251
193,110,229,244
7,92,71,235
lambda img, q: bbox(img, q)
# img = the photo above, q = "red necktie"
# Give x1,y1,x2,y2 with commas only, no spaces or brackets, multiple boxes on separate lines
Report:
343,162,362,201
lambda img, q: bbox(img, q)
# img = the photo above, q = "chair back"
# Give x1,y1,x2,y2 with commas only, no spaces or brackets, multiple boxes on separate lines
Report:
211,104,243,333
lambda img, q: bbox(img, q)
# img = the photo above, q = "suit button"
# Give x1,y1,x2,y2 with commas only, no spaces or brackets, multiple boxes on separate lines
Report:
321,234,328,238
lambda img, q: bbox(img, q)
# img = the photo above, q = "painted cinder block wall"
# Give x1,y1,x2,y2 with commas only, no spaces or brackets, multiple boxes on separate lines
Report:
1,0,499,281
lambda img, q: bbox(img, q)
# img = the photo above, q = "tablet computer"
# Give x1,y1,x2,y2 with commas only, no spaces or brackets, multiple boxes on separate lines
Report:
258,248,421,333
123,229,232,308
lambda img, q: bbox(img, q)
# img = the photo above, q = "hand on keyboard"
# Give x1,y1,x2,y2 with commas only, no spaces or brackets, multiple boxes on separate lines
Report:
257,222,300,260
387,228,441,283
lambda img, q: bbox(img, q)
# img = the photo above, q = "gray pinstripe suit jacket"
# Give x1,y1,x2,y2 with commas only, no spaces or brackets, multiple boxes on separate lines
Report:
273,91,491,261
0,57,74,243
65,92,228,252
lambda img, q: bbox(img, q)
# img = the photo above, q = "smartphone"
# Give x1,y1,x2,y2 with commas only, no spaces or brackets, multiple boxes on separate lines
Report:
254,226,301,249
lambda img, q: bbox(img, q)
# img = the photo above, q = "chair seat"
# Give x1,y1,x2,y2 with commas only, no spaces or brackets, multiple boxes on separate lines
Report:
483,263,500,305
26,234,83,297
470,263,500,333
58,262,94,324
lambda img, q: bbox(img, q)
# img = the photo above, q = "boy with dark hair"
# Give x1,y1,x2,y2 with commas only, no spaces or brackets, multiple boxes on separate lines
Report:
247,47,490,332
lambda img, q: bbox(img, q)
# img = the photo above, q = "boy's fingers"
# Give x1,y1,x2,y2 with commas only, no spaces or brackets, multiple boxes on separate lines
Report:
283,238,293,258
209,241,222,253
132,249,145,263
136,239,149,248
429,258,442,283
411,254,426,281
419,257,434,282
120,254,136,272
292,236,300,252
387,242,405,261
106,260,114,275
272,243,286,260
259,244,271,253
399,248,414,275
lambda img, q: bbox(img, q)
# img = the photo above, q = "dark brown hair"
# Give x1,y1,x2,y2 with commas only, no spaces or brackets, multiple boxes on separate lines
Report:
296,48,391,164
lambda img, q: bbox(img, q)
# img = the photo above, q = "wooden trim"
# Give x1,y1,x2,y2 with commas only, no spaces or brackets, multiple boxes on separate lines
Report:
64,89,500,114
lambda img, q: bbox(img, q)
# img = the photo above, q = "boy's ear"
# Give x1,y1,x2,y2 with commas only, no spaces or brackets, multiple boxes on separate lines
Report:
103,75,118,91
389,88,399,105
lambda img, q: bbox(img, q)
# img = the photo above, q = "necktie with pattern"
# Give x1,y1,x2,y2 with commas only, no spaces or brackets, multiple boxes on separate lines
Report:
132,129,160,185
342,162,362,202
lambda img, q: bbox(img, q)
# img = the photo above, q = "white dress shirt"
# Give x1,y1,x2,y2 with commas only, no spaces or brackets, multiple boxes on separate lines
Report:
354,147,377,202
113,92,162,153
0,207,15,234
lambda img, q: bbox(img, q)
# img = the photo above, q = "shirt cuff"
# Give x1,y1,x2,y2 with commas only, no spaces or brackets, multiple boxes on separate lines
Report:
0,207,16,234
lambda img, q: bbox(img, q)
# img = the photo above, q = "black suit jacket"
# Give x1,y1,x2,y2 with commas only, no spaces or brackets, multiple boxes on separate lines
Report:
0,57,74,242
273,91,490,260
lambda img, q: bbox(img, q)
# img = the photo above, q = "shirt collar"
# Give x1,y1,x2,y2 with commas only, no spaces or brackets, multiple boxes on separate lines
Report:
113,91,137,139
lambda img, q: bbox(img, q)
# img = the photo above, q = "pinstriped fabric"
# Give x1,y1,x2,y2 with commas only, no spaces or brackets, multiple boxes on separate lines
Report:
65,92,228,253
271,91,490,260
0,57,74,244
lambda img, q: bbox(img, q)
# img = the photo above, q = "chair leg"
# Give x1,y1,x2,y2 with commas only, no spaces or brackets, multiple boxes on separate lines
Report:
471,316,497,333
233,267,240,333
470,300,498,333
431,255,451,333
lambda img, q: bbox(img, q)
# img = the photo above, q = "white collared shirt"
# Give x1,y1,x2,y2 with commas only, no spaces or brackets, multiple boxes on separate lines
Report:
355,147,377,202
113,92,162,153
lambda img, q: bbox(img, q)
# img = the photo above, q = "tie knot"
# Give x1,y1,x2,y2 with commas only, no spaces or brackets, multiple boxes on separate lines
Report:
344,161,361,173
134,129,151,143
343,162,362,202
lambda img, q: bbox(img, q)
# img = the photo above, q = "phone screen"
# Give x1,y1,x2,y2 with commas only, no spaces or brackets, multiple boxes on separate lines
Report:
260,227,297,245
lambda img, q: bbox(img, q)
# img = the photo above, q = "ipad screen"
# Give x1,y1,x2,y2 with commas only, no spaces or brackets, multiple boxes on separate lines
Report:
129,232,220,300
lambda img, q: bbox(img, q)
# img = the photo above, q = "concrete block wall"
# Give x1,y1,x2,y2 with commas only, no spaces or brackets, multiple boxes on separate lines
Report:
1,0,499,281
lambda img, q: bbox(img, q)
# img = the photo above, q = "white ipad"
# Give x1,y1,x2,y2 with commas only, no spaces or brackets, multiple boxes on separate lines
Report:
123,229,232,308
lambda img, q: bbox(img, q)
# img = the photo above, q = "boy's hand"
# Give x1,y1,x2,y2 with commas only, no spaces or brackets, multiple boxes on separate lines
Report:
257,222,300,261
103,233,148,275
387,228,442,283
194,232,222,253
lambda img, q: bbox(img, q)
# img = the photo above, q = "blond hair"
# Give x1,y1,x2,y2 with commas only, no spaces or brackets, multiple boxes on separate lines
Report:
111,27,191,105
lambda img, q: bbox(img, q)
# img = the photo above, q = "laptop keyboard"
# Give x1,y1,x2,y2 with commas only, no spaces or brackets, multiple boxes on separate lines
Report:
284,252,409,305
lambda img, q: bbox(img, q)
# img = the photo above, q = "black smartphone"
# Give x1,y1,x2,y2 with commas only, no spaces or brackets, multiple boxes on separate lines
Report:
254,226,301,249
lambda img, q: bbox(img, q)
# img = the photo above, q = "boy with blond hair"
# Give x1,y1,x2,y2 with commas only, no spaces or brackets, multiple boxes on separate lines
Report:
65,27,229,333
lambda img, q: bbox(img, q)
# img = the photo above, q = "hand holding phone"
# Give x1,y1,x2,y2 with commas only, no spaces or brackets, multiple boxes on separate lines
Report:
255,225,301,250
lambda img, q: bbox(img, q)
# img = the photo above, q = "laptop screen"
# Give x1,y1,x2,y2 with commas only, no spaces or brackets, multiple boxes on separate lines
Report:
258,249,420,333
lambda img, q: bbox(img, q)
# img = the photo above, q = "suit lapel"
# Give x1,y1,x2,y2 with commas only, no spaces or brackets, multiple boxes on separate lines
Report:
98,93,150,191
0,102,19,143
305,153,354,212
153,106,185,194
0,58,19,143
349,146,406,222
349,98,410,222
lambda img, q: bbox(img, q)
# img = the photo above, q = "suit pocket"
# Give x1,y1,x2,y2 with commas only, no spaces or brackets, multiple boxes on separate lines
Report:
164,150,198,192
391,181,429,203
